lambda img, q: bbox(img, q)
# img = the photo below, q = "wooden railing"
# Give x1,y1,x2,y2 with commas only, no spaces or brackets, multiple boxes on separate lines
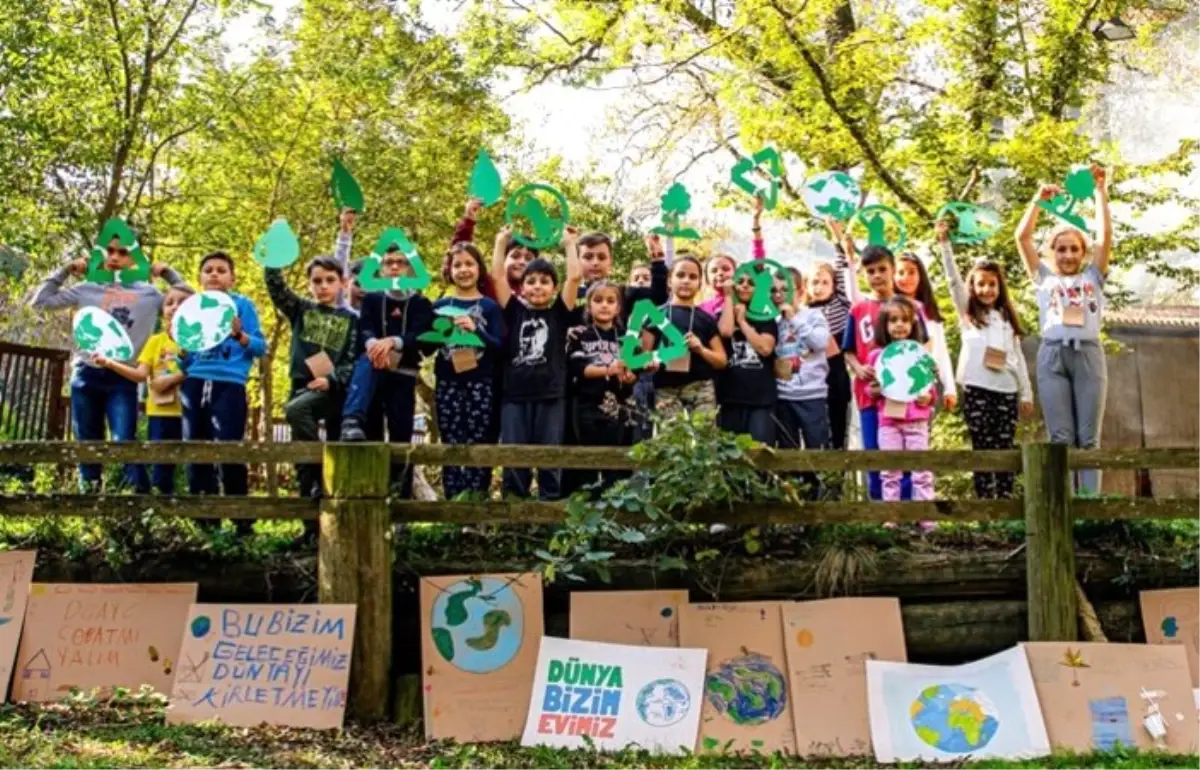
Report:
0,441,1195,721
0,342,69,441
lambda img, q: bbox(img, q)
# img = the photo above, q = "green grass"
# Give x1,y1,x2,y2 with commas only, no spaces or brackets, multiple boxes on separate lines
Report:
0,698,1195,769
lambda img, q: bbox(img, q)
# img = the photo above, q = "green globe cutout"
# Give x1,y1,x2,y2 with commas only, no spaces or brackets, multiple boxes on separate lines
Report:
430,577,523,673
910,683,999,753
878,340,937,403
172,290,237,353
801,171,860,221
704,653,787,727
72,307,134,360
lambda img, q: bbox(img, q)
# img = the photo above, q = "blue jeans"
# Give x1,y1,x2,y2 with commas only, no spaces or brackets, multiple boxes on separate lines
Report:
500,399,565,499
70,367,144,491
180,379,248,495
342,355,416,497
859,407,912,501
776,398,831,500
148,416,182,494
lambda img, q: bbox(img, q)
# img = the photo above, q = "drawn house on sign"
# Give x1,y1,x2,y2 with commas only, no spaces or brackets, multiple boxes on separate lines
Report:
21,649,51,679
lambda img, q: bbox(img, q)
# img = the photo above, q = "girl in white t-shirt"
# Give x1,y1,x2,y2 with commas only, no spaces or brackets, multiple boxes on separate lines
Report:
937,221,1033,499
1016,164,1112,495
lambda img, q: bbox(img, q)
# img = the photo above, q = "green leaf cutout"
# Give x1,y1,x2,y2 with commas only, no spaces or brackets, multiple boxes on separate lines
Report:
467,148,503,206
329,157,365,213
253,218,301,268
417,316,484,348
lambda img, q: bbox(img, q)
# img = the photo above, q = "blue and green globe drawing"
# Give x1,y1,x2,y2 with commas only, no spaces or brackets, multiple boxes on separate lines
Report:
430,577,523,673
910,683,999,753
636,678,691,727
705,653,787,726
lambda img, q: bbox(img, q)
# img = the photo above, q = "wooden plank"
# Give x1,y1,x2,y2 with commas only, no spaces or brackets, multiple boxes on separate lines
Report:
0,494,315,519
1073,498,1200,520
1069,447,1199,470
1023,443,1078,642
1138,337,1200,496
1096,344,1141,495
0,440,325,464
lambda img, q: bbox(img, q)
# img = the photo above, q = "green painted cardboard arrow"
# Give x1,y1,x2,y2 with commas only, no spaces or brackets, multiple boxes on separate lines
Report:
505,183,569,250
732,259,793,322
253,218,301,268
650,182,701,240
730,146,783,211
467,148,504,206
357,227,431,292
1036,165,1095,231
620,298,688,369
85,218,151,286
934,202,1002,245
330,157,365,213
852,204,908,251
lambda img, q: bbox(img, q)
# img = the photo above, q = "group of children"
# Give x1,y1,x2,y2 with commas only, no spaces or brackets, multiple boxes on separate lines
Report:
31,165,1113,508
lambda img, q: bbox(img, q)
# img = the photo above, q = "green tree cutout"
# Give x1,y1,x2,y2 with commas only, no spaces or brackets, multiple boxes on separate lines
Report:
358,228,432,292
651,183,701,240
418,317,484,348
1037,166,1097,230
620,299,688,369
85,219,151,286
851,205,908,251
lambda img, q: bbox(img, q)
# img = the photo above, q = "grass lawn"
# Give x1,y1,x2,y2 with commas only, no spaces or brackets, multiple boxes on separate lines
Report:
0,697,1195,769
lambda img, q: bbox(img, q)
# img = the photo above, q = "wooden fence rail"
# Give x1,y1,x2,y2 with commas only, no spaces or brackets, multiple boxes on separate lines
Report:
0,441,1196,721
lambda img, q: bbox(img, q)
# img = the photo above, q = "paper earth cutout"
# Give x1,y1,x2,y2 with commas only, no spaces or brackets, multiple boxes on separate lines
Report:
1037,165,1096,231
505,184,570,250
357,228,431,292
418,316,484,348
704,653,788,727
253,218,301,268
650,182,701,240
801,171,860,221
72,307,134,360
329,158,365,213
620,299,688,369
878,340,937,403
731,146,783,211
935,202,1002,245
910,684,1000,753
172,290,237,353
731,259,794,322
430,576,523,674
853,204,908,251
467,149,504,207
85,219,151,286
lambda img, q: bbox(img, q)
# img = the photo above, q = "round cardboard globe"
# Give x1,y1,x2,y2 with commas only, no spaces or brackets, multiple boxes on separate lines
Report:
878,340,937,403
801,171,861,221
172,290,237,353
72,307,135,361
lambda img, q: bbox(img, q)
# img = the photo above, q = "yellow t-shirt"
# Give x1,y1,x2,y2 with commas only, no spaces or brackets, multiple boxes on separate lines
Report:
138,332,183,417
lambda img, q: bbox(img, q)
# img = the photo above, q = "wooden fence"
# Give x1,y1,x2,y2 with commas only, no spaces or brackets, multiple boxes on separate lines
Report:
0,342,69,441
0,441,1195,722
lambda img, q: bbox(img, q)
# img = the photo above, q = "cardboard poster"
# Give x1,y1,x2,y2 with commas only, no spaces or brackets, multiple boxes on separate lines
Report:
867,646,1050,763
678,602,796,755
521,636,707,754
783,598,908,756
570,590,687,647
1140,588,1199,687
420,573,544,742
11,583,197,702
167,604,356,729
0,550,36,701
1022,642,1198,754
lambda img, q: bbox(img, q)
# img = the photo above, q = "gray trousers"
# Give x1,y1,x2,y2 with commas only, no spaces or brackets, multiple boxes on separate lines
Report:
1036,341,1107,494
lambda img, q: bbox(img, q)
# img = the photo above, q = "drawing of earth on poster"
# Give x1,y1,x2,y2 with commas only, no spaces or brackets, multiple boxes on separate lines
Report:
705,653,788,726
430,576,523,673
910,684,999,753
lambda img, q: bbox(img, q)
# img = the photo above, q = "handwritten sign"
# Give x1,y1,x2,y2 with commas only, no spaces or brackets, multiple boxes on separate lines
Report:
679,602,797,754
11,583,196,702
570,590,687,647
783,598,907,757
1140,588,1199,687
167,604,356,729
0,550,36,701
420,573,544,742
521,636,707,754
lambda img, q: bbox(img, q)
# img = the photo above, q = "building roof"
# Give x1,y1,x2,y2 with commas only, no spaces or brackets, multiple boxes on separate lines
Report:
1106,305,1200,329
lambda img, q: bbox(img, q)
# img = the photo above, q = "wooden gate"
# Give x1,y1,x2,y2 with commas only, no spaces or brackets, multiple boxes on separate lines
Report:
0,341,69,440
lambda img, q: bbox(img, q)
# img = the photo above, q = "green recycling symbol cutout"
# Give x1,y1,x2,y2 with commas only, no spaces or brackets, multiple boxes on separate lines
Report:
620,299,688,369
418,307,484,348
72,307,134,360
878,340,937,403
650,182,701,240
85,219,151,286
731,146,783,211
505,184,569,250
934,202,1002,245
801,171,860,221
1037,165,1096,231
358,228,432,292
732,259,793,322
852,204,908,252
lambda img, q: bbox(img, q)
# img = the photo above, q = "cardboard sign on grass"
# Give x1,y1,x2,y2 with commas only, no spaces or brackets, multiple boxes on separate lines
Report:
12,583,196,702
1022,642,1198,754
520,636,707,754
678,602,796,755
420,573,544,742
570,590,687,647
168,604,356,729
0,550,36,701
783,598,907,756
1139,588,1199,687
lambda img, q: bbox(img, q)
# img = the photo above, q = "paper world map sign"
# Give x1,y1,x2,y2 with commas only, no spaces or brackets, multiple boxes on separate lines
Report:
172,291,236,353
72,307,134,360
0,550,36,703
878,340,937,403
521,637,708,755
801,171,860,221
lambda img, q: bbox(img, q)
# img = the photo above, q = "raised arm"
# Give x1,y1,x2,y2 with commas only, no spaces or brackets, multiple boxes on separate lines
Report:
1092,165,1112,276
29,259,87,311
752,197,765,260
717,292,735,339
827,217,860,303
1016,184,1059,279
453,198,481,247
562,228,582,311
936,222,969,319
265,266,306,320
491,225,513,308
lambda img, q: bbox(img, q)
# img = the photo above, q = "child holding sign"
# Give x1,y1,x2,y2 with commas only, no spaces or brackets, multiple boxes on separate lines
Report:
30,234,188,492
715,263,778,444
651,257,727,419
867,298,936,501
432,242,504,498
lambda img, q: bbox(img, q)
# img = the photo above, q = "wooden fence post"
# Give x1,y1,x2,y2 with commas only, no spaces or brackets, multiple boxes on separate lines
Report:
319,443,392,720
1022,442,1078,641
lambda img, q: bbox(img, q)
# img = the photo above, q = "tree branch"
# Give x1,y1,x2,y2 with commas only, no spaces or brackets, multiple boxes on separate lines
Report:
152,0,203,64
105,0,134,121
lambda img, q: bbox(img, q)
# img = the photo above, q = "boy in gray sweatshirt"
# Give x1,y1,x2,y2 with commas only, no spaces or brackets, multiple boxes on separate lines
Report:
30,245,188,491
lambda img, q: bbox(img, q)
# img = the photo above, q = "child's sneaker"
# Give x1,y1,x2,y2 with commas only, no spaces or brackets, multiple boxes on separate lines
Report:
340,418,366,442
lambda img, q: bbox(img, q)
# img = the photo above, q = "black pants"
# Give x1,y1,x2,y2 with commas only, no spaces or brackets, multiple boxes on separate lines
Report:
500,398,565,499
284,386,345,498
775,398,831,500
718,404,776,445
963,385,1019,499
569,401,632,496
825,352,851,450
